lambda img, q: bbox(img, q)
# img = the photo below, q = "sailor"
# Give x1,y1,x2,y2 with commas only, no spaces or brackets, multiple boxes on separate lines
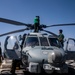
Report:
58,29,64,47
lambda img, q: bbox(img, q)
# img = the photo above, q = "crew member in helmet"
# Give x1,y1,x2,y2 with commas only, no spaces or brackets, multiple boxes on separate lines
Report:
58,29,64,47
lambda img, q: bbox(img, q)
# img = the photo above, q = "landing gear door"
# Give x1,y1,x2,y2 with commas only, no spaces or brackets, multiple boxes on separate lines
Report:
66,38,75,60
4,36,21,60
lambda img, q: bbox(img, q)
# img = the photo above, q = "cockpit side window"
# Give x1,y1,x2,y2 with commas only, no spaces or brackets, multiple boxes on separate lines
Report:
48,38,60,47
40,37,49,46
25,37,39,47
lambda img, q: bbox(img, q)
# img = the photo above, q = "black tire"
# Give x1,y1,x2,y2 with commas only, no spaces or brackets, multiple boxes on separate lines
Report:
68,67,75,75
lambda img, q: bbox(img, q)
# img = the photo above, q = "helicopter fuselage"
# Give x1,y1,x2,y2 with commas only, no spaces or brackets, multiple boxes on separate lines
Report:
21,33,68,73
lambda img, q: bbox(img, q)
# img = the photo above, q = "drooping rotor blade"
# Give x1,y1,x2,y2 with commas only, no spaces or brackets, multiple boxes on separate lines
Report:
0,28,29,37
42,23,75,28
41,29,58,37
0,18,32,27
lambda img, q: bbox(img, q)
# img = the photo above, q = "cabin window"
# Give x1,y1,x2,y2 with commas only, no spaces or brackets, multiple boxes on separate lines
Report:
5,36,19,50
25,37,39,46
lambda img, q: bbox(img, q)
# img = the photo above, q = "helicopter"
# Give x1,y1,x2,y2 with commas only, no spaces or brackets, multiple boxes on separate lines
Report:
0,16,75,74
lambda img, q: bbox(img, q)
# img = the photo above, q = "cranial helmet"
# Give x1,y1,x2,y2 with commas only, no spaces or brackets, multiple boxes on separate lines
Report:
59,29,63,33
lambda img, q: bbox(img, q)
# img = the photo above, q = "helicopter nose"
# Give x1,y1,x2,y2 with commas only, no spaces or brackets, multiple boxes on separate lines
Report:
48,51,63,64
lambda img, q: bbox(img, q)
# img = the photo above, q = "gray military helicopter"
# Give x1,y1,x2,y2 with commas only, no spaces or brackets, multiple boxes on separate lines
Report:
0,16,75,74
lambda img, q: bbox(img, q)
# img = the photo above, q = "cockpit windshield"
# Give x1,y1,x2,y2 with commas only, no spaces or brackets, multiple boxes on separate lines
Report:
48,38,61,47
25,37,39,46
40,37,49,46
25,36,61,47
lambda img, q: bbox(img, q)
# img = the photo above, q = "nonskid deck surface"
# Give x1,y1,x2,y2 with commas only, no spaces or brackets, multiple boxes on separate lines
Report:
0,59,24,75
0,59,75,75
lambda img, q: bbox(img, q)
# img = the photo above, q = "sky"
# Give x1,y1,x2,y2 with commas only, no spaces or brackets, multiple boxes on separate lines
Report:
0,0,75,51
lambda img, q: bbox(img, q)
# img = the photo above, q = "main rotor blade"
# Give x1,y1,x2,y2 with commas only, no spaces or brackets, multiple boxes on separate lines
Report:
45,23,75,28
41,29,58,37
0,18,31,27
0,28,29,37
